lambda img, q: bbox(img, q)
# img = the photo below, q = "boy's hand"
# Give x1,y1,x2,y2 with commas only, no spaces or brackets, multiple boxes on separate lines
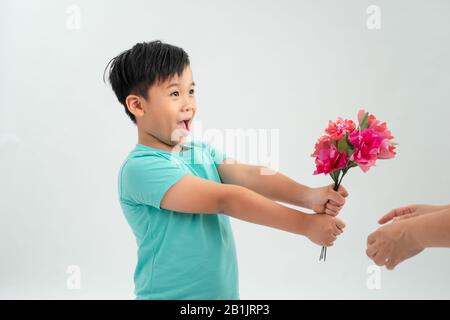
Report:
366,219,424,270
304,214,346,246
306,184,349,216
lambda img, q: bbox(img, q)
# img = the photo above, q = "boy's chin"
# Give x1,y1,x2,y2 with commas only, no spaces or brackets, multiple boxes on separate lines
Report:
170,128,190,143
168,137,186,148
171,137,186,145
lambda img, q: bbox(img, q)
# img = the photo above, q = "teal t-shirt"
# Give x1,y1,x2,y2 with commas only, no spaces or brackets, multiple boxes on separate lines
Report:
118,140,239,300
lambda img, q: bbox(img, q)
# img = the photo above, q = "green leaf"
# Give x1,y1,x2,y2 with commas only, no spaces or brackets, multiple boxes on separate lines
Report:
345,132,354,149
347,161,358,168
337,133,354,157
337,139,347,153
329,171,336,182
330,170,340,184
359,112,369,130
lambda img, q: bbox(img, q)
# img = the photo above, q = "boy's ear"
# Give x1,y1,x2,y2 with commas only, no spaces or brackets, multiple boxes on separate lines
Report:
125,94,145,119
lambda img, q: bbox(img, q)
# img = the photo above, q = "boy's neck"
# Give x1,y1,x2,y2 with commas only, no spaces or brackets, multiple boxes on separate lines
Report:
138,130,184,152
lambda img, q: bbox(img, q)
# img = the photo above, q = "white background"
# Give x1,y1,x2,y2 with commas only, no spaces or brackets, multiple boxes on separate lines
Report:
1,0,449,299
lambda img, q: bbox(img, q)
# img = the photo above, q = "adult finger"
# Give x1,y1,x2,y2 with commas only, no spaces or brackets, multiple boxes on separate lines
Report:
386,259,398,270
373,251,389,266
393,213,419,221
367,232,377,246
378,206,414,224
366,246,378,259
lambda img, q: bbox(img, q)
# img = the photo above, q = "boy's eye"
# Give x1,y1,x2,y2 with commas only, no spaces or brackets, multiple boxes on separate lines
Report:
170,90,195,96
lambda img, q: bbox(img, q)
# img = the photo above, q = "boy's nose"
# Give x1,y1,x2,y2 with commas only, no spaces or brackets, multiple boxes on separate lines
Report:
182,104,193,112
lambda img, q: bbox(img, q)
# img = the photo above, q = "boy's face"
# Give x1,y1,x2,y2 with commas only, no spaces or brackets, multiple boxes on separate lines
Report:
131,65,196,149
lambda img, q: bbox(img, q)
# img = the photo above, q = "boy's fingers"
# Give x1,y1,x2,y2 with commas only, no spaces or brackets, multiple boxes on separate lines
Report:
329,200,343,207
325,208,338,216
333,225,342,235
328,190,345,206
338,185,349,197
335,218,346,230
326,202,340,213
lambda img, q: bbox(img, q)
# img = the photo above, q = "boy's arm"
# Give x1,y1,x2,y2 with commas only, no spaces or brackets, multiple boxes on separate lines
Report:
217,161,347,213
160,174,345,245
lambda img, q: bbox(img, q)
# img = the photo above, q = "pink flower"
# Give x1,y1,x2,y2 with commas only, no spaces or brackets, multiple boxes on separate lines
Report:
311,135,331,158
378,139,396,159
349,129,384,172
358,109,394,139
312,135,349,175
325,117,356,140
358,109,396,160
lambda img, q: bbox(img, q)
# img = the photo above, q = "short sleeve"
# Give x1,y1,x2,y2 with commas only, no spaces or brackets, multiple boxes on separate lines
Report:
206,143,229,168
120,156,190,209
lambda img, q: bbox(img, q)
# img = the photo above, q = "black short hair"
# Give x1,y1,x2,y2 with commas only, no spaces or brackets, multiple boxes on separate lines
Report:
104,40,190,124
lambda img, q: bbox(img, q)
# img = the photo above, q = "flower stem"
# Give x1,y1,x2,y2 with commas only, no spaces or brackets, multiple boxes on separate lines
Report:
320,169,348,261
336,169,347,191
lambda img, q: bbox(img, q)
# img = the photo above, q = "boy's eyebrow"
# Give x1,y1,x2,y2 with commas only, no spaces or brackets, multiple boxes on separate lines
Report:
165,81,195,89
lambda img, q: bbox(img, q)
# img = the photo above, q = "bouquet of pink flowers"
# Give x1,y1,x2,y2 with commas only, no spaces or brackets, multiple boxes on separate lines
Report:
312,109,397,261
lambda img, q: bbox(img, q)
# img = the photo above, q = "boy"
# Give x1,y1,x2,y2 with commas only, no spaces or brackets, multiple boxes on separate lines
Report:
105,40,348,300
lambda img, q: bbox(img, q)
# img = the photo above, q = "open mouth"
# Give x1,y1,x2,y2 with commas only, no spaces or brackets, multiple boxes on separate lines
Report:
177,119,191,132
